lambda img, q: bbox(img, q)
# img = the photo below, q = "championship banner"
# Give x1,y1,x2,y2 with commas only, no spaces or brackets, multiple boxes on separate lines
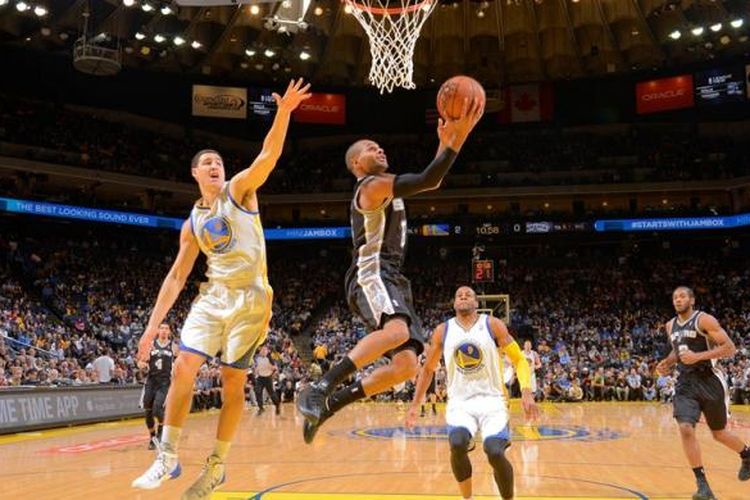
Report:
293,93,346,125
0,386,143,434
636,75,693,114
192,85,247,119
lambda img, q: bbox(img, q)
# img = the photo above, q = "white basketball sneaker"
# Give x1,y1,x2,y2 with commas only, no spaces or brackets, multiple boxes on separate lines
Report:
181,454,226,500
131,445,181,489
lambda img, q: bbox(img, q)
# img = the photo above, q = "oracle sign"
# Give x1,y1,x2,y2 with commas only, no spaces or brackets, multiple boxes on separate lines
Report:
293,93,346,124
636,75,694,114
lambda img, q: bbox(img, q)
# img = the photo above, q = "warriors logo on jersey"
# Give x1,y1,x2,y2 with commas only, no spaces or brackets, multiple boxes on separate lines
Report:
200,216,235,254
454,341,484,373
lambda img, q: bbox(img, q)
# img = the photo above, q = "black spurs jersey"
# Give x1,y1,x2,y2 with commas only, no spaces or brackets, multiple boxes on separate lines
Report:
669,311,715,374
348,176,408,277
147,339,174,382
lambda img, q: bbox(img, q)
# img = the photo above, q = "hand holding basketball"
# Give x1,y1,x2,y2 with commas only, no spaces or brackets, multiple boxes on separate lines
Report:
436,95,484,152
273,78,312,113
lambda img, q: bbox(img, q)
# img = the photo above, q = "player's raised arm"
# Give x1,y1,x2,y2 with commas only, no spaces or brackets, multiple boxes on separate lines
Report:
137,219,200,362
357,97,483,209
488,316,540,420
229,78,311,198
406,324,445,428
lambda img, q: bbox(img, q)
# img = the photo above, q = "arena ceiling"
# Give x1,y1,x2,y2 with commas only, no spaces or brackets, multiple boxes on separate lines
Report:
1,0,749,87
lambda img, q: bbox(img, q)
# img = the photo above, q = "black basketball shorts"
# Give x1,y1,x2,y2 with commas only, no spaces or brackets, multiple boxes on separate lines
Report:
673,368,730,431
346,270,424,356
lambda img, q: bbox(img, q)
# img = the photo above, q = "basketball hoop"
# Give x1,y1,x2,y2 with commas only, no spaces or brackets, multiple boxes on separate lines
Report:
343,0,437,93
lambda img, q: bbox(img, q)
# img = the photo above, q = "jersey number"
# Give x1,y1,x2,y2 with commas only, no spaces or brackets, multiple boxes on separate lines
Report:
155,359,162,371
400,219,407,248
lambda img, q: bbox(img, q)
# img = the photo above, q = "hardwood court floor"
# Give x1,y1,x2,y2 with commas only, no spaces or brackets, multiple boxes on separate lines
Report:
1,401,748,499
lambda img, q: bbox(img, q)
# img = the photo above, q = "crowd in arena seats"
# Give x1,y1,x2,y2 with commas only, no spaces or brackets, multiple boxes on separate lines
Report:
2,216,749,411
2,95,749,196
308,241,750,405
0,222,329,402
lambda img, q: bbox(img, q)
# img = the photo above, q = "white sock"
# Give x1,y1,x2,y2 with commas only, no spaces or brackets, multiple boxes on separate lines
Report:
160,425,182,453
212,440,231,461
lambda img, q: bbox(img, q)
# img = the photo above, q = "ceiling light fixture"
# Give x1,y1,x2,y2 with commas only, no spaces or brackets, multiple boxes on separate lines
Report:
299,50,311,60
250,4,260,15
135,32,146,40
123,0,135,6
710,23,722,32
154,34,166,43
669,30,681,40
691,27,704,36
173,36,185,46
16,1,29,12
245,48,256,56
161,6,173,15
191,40,201,49
264,48,275,57
141,2,153,12
730,19,743,29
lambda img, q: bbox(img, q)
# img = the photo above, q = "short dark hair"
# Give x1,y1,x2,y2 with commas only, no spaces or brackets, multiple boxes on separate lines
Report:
673,286,695,298
345,140,369,173
191,149,222,169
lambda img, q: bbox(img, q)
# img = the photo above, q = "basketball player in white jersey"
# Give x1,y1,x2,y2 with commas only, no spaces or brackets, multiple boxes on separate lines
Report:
523,340,541,397
407,286,539,500
131,79,311,499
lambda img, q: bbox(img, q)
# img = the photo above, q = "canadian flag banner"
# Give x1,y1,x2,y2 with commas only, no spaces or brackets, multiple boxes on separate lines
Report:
499,83,554,123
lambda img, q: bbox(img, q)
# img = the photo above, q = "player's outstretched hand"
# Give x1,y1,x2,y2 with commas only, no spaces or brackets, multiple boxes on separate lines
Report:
273,78,312,113
405,404,419,429
521,389,540,421
136,326,157,363
437,96,484,152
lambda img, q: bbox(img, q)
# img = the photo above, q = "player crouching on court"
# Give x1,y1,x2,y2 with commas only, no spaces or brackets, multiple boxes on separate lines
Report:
407,286,540,500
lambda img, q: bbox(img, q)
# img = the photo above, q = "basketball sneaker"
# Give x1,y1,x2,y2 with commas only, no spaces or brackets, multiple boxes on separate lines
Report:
147,436,157,451
182,454,226,500
692,478,716,500
131,444,181,489
303,406,332,444
297,382,328,425
739,455,750,481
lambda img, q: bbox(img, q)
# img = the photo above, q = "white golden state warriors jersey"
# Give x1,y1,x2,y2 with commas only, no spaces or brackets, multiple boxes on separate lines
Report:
443,314,506,403
190,183,269,289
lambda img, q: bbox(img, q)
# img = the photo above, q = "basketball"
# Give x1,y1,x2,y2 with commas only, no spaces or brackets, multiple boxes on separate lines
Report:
436,75,486,121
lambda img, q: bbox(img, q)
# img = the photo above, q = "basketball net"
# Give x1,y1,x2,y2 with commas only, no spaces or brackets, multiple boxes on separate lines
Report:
344,0,437,93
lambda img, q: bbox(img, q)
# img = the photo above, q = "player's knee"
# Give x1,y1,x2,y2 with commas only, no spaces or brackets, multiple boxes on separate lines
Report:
448,427,472,453
483,437,510,462
710,429,726,441
678,422,696,438
173,356,201,382
391,350,418,380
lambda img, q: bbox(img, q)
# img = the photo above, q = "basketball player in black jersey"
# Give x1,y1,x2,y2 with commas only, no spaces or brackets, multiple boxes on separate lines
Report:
656,287,750,499
140,323,176,450
297,97,484,443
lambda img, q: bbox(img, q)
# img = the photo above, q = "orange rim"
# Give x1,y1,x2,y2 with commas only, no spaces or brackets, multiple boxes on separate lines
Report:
343,0,433,16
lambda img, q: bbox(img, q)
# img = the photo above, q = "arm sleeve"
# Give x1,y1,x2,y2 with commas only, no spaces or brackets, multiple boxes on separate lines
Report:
392,148,458,198
503,341,532,391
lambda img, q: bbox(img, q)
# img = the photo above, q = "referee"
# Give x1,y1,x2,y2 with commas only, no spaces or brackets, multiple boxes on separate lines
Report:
254,346,280,415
